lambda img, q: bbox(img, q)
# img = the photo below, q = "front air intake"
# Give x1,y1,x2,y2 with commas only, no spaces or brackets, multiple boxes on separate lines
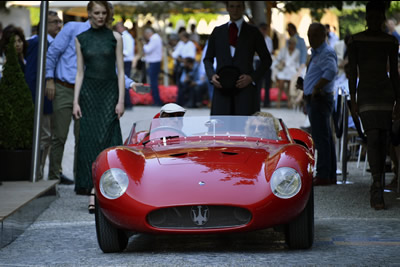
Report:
147,205,252,229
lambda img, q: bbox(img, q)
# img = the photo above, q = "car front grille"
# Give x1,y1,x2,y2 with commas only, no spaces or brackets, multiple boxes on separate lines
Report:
147,205,252,229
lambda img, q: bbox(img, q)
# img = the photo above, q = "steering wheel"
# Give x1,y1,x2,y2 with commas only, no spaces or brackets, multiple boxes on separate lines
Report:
149,126,187,137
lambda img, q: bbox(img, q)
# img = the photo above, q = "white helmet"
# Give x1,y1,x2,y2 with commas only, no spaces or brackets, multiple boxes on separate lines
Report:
160,103,186,116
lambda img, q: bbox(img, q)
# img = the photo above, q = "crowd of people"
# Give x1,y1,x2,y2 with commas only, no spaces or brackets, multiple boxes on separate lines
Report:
0,0,399,211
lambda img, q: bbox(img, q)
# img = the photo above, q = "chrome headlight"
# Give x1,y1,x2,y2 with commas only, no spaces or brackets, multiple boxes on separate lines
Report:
270,167,301,199
100,168,129,199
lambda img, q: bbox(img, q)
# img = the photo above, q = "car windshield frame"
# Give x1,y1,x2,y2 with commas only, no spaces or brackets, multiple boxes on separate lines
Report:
127,116,289,145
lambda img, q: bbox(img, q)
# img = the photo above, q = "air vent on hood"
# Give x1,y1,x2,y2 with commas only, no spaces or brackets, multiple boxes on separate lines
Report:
221,151,238,155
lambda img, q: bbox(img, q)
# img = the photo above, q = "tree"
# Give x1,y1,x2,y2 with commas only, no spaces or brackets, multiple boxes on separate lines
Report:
281,1,369,21
0,35,34,150
248,1,267,25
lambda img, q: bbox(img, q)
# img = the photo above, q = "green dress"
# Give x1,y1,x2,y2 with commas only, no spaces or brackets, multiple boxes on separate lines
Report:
75,26,122,193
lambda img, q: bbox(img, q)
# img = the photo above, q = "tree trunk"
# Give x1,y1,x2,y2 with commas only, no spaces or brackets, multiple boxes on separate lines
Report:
248,1,266,26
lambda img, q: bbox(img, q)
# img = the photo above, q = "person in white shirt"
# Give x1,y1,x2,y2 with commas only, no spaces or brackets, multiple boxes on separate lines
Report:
115,22,135,77
271,36,300,108
172,31,197,105
115,22,135,108
142,27,163,106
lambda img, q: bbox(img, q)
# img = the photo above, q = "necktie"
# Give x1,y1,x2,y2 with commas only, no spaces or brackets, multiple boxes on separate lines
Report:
229,22,238,47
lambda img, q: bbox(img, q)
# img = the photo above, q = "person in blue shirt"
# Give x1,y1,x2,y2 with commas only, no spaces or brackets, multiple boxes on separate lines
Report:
298,22,338,186
45,18,91,187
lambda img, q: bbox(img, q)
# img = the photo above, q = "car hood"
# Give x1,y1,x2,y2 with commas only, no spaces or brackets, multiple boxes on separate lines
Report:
153,145,254,165
123,142,283,207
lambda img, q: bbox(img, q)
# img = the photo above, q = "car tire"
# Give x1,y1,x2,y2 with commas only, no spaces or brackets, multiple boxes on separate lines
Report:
95,198,128,253
284,187,314,249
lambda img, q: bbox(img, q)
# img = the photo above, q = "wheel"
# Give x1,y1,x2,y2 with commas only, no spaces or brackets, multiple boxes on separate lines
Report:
95,198,128,253
284,187,314,249
149,126,187,137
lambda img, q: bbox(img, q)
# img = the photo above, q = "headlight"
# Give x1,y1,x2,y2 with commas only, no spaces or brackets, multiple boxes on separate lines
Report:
100,168,129,199
270,167,301,199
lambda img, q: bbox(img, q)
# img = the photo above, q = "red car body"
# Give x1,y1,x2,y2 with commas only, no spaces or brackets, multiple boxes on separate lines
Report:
93,116,315,252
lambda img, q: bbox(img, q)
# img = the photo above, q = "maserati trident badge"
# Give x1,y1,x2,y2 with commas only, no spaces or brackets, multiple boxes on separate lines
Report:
190,205,209,226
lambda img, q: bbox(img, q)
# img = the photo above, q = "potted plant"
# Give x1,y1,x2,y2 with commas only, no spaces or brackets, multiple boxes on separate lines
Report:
0,35,34,181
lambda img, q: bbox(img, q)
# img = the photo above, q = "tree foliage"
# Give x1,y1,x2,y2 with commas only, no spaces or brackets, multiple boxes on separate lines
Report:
335,8,366,38
0,35,34,150
281,1,368,21
113,1,226,19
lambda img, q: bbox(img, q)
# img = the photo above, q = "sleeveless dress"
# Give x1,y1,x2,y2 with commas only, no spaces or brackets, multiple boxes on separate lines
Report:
347,30,399,131
75,26,122,192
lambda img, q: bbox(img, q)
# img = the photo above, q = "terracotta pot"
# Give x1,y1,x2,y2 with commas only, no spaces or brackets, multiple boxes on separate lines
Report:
0,149,32,181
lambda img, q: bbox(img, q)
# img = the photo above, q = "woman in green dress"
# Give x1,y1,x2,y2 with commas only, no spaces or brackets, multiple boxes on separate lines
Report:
73,1,125,213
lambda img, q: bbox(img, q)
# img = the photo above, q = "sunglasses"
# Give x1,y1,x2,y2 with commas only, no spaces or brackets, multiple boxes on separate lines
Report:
160,112,185,118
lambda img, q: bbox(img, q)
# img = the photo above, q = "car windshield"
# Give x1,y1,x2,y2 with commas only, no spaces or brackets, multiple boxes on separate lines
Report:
129,116,283,142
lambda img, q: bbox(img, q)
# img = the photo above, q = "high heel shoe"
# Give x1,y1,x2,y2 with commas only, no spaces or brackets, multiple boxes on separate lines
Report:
88,193,95,214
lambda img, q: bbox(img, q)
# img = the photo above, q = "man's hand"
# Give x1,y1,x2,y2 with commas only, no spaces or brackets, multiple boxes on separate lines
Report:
130,82,143,92
211,74,222,88
236,74,252,89
46,79,56,100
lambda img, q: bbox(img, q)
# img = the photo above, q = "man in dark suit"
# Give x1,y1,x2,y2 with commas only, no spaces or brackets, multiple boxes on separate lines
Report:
203,1,272,115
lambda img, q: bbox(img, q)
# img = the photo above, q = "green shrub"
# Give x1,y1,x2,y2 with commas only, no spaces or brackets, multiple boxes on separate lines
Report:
0,35,34,150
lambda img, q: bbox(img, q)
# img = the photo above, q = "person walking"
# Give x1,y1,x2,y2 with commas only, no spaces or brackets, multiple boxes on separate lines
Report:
298,22,338,186
348,1,400,210
46,2,136,188
203,1,272,115
73,1,125,213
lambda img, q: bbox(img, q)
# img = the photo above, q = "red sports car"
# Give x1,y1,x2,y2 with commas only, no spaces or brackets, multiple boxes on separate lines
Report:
92,115,315,253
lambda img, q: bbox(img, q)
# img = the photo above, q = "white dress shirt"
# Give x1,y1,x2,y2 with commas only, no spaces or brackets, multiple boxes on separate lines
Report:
121,30,135,62
172,40,196,60
143,33,163,63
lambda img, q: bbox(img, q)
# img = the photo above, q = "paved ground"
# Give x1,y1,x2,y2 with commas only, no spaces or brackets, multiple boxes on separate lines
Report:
1,105,399,266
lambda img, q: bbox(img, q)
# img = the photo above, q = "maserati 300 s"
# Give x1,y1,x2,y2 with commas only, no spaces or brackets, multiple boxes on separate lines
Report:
92,115,315,252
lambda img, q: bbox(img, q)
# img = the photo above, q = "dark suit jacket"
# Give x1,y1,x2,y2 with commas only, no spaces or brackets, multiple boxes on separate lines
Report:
25,36,53,114
204,21,272,115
